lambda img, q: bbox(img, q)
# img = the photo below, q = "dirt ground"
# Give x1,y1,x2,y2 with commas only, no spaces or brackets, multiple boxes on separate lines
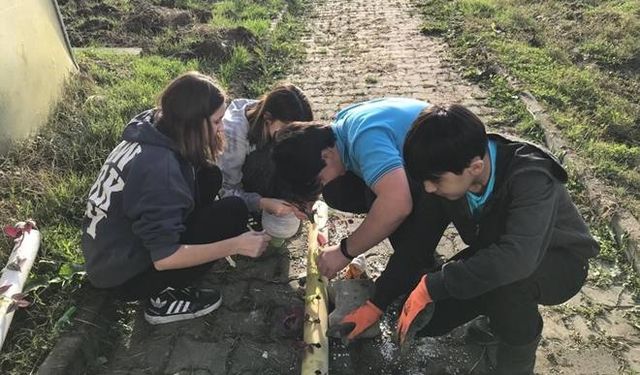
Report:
59,0,255,64
76,0,639,373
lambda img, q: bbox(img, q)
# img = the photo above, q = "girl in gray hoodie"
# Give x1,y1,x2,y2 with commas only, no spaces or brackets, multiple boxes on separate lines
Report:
82,72,271,325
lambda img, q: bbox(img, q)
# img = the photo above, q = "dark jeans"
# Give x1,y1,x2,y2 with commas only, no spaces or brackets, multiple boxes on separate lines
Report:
418,248,589,345
114,166,249,301
322,171,442,308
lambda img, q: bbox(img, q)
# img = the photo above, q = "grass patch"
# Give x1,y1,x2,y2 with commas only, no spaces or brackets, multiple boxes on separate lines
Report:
565,166,640,299
418,0,640,217
1,0,306,373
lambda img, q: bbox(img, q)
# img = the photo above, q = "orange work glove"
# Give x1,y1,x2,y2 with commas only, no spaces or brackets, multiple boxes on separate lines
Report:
397,275,434,348
337,300,383,342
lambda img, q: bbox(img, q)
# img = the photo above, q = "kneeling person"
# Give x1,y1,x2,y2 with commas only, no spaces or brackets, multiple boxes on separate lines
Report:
397,105,599,374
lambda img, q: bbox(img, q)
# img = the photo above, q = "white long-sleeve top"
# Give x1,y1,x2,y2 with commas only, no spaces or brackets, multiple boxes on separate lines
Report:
218,98,262,212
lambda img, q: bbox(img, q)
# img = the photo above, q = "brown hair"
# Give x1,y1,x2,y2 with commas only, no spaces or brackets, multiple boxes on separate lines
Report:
155,71,226,167
246,84,313,148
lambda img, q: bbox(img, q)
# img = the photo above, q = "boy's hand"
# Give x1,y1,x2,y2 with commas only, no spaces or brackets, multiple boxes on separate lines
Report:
397,275,434,348
333,300,382,342
235,230,271,258
318,244,351,278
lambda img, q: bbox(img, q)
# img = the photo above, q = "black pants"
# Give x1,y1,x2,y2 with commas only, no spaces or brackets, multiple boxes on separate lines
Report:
323,172,435,265
322,171,443,308
113,166,249,301
418,248,588,345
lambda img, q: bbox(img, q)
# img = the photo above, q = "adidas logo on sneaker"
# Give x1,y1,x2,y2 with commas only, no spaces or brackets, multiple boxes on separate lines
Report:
150,297,167,309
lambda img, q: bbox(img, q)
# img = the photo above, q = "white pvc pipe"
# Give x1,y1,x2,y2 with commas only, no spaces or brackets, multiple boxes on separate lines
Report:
0,221,41,351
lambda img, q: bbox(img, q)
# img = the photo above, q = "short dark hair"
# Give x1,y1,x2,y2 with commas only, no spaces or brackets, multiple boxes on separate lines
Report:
247,84,314,148
404,104,487,181
155,71,225,167
272,122,335,202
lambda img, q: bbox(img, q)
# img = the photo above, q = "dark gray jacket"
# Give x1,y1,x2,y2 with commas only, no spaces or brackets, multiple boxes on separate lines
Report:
81,110,195,288
372,134,599,308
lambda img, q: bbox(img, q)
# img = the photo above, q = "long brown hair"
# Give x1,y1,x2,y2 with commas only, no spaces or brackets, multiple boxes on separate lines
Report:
246,84,313,148
155,71,226,167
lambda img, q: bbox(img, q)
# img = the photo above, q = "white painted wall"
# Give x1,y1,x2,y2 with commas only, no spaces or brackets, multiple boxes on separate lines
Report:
0,0,76,151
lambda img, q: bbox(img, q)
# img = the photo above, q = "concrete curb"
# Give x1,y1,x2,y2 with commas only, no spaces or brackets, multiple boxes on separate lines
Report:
37,288,117,375
519,91,640,273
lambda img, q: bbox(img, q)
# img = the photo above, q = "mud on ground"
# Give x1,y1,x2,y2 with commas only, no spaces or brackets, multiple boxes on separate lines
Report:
58,0,256,63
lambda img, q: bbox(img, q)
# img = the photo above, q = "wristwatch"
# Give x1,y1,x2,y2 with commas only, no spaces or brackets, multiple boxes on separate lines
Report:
340,237,354,260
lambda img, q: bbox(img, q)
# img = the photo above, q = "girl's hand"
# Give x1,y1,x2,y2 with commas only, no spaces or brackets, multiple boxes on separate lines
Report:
260,198,295,216
235,230,271,257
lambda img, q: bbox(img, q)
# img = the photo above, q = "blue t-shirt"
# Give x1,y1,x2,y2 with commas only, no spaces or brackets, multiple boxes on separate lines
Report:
331,98,429,187
466,140,497,216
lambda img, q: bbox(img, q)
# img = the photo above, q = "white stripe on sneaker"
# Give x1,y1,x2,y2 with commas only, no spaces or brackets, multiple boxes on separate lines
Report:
183,301,191,313
176,300,185,314
167,301,178,315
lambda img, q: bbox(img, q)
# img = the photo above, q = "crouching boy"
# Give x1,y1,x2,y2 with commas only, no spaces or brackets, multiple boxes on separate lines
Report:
396,105,599,374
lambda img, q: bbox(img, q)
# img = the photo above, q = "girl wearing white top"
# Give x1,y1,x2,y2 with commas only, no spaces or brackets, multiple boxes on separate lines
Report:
219,84,313,217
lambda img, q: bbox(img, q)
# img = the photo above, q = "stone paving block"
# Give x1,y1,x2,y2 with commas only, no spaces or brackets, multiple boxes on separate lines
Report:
566,314,598,340
554,347,620,374
625,344,640,372
207,307,271,338
247,281,302,308
595,309,640,341
267,303,305,339
164,337,232,375
99,334,175,374
541,311,573,342
174,318,212,341
227,340,300,375
581,284,629,307
217,280,250,311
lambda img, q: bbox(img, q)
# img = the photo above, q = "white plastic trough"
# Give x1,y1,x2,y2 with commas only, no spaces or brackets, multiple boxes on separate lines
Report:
0,221,41,351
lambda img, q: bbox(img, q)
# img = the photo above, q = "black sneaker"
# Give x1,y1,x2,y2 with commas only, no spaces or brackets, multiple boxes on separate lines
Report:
144,286,222,325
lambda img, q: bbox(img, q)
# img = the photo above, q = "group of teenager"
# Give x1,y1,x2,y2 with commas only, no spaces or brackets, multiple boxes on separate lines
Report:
82,71,599,374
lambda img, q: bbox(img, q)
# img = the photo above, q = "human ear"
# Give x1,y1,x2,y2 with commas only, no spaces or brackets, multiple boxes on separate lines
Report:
469,158,484,176
321,148,332,160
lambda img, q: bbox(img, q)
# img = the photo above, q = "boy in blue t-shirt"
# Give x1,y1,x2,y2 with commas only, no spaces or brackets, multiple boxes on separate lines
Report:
273,97,445,340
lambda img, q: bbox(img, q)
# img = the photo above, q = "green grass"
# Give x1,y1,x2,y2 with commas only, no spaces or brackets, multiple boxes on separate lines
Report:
417,0,640,318
565,166,640,299
0,52,198,373
418,0,640,217
217,45,253,88
0,0,306,373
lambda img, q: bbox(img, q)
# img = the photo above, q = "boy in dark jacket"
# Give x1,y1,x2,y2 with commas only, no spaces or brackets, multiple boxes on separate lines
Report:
387,104,599,374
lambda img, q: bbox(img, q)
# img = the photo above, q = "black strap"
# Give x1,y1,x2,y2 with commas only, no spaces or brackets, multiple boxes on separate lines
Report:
340,237,354,260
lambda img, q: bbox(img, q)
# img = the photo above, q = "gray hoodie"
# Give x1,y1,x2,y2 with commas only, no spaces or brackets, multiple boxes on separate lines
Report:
81,110,195,288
